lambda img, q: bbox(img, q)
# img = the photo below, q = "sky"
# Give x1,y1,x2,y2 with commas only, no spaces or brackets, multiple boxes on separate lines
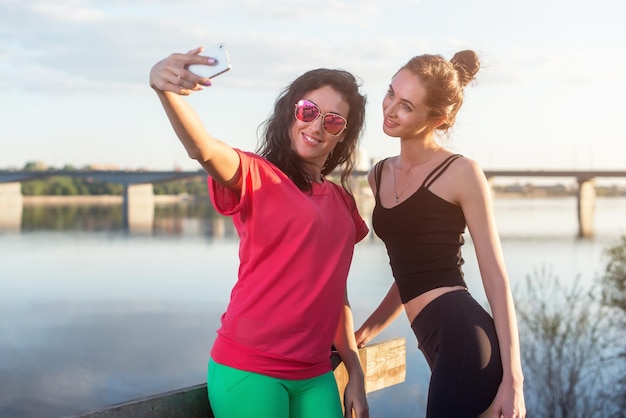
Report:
1,0,625,172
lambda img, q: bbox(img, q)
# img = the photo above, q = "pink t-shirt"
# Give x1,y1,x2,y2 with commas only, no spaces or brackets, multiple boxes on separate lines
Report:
208,150,368,379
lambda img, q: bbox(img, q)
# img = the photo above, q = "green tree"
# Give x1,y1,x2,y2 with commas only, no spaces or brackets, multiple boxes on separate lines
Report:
72,178,90,195
48,177,78,195
23,161,48,171
186,179,207,196
21,180,46,195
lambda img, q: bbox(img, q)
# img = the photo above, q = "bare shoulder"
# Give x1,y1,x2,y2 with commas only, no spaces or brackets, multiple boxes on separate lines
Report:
437,155,489,205
450,155,484,178
442,156,487,191
454,157,493,208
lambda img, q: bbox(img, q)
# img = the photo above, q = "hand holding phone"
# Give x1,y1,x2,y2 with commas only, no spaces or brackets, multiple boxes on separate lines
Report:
189,43,232,79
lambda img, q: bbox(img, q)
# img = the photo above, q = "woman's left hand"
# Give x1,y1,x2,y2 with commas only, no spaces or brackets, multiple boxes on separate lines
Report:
343,377,369,418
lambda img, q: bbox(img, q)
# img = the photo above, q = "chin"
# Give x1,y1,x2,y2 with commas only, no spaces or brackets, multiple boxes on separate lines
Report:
382,125,398,137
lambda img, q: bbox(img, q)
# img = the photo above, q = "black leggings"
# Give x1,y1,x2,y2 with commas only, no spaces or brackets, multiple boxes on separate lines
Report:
410,290,503,418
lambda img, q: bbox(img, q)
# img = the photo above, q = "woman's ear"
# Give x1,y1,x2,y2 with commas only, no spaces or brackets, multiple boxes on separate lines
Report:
430,115,448,129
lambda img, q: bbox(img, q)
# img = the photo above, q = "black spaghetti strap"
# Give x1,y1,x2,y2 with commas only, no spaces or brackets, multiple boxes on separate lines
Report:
373,158,388,202
422,154,463,189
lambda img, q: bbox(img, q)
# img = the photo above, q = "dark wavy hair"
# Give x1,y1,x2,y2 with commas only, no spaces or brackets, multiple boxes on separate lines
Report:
256,69,366,193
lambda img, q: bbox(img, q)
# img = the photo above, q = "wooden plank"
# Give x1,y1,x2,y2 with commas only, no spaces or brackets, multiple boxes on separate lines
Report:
361,337,407,393
73,338,406,418
333,338,406,402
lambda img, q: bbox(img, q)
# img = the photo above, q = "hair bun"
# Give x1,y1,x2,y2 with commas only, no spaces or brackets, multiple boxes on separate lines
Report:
451,50,480,86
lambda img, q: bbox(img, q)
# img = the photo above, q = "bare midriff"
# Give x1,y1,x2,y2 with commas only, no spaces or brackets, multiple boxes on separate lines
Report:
404,285,467,323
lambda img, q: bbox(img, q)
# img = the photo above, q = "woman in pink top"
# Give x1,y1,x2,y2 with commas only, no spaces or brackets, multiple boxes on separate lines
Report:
150,46,369,418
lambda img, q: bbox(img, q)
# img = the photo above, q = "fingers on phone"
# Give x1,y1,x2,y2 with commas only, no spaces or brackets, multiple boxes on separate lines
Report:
186,46,203,55
171,74,195,94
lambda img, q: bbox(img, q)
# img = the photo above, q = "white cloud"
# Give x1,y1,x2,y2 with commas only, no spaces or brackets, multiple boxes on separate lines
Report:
1,0,625,170
240,0,383,23
29,1,105,23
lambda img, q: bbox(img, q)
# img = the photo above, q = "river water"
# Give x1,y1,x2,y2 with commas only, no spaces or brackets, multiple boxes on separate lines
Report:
1,196,625,417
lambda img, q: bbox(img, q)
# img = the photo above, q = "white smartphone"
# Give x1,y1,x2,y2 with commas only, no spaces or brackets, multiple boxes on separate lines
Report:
188,43,232,79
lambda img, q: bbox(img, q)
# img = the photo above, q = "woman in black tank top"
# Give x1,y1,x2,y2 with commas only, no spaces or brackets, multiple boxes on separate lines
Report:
355,51,526,418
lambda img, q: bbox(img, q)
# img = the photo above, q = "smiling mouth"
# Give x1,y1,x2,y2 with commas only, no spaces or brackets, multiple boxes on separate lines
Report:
303,133,321,145
384,117,397,127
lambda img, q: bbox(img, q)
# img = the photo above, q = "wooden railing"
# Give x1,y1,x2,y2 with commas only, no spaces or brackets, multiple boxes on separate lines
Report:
72,338,406,418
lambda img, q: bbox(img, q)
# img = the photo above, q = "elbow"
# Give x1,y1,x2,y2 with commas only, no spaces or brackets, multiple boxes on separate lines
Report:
185,145,206,163
184,143,200,160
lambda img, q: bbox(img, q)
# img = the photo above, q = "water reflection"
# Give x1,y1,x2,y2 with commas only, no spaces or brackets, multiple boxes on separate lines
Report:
21,205,125,231
2,196,626,417
152,200,239,238
10,198,237,237
6,196,374,239
4,192,626,240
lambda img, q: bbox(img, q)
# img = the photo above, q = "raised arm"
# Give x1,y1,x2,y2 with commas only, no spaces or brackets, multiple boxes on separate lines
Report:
149,47,241,189
456,158,526,418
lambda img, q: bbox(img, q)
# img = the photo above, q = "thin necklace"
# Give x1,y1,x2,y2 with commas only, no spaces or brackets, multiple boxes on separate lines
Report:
393,147,441,202
393,164,417,203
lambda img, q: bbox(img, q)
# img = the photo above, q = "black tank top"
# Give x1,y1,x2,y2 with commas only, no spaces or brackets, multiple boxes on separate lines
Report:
372,154,468,303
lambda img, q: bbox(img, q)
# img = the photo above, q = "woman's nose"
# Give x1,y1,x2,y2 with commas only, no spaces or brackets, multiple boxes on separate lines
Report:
384,101,396,117
312,114,324,132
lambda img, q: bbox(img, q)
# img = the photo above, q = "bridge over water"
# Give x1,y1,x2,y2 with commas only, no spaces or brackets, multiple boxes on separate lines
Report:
1,169,625,237
482,169,626,237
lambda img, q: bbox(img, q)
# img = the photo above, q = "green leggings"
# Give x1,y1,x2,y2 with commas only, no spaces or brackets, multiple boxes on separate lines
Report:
207,358,343,418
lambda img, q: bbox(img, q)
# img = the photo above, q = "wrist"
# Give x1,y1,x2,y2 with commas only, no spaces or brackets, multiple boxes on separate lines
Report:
502,372,524,388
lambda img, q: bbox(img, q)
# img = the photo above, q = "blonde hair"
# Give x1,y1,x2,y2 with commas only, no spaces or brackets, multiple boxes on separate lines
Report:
401,50,480,133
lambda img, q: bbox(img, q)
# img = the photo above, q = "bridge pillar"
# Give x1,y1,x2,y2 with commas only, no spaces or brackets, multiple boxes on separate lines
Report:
123,184,155,233
211,217,225,238
0,182,23,231
577,177,596,238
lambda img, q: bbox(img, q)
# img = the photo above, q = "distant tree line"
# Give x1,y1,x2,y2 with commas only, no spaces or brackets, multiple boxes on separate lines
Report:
21,177,208,196
493,182,626,197
19,162,208,197
22,176,124,196
21,177,209,196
